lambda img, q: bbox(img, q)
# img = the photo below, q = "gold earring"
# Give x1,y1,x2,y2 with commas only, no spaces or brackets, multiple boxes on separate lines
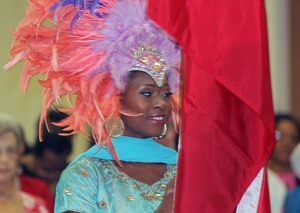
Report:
105,117,124,137
157,124,167,139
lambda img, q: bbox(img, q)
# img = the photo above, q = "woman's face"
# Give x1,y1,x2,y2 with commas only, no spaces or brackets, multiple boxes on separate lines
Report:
120,72,172,138
272,120,299,164
0,132,19,184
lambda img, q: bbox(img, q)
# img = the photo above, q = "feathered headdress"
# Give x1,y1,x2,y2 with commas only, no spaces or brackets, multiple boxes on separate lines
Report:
5,0,181,160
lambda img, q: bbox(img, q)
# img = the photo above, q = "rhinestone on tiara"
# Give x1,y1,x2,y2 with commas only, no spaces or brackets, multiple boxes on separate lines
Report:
129,45,168,87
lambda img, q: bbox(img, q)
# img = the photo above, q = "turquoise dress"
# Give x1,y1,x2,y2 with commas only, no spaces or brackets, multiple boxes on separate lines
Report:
55,136,177,213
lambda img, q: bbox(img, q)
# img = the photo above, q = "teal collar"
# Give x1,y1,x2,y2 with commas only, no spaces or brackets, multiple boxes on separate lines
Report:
71,136,178,165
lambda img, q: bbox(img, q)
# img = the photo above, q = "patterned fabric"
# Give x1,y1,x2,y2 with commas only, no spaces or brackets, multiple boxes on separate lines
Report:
55,157,176,213
21,191,49,213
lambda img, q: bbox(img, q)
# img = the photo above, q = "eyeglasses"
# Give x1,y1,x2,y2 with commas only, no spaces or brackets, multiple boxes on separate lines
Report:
275,130,299,143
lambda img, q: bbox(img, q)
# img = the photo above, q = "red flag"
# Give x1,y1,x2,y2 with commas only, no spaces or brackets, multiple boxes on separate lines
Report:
147,0,275,212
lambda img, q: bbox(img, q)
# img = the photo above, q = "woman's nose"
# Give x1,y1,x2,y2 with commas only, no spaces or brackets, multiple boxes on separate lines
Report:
0,151,9,163
153,95,168,110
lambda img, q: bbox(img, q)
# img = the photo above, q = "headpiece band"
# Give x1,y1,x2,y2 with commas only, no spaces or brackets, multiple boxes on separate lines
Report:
130,45,168,87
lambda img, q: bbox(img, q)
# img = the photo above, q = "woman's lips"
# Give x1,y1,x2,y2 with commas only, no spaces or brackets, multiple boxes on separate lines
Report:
147,115,166,124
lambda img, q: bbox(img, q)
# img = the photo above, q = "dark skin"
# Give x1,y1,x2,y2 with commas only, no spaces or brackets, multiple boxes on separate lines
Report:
119,72,175,212
268,120,299,173
155,116,178,150
117,71,172,185
120,72,172,139
115,163,175,213
66,72,176,213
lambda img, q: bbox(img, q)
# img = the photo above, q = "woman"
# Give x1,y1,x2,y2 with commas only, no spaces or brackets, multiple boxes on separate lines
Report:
18,122,55,212
268,114,300,189
268,113,300,213
0,114,48,213
56,71,178,212
5,0,182,212
22,110,73,197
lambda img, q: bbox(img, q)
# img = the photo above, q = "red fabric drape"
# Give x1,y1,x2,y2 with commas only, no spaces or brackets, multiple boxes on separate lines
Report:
147,0,275,212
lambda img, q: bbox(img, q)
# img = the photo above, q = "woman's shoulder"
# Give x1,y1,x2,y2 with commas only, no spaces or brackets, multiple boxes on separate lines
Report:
59,157,112,183
66,156,105,170
55,158,112,212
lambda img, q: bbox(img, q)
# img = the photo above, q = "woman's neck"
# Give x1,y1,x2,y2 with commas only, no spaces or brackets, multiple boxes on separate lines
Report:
0,181,17,203
0,180,23,213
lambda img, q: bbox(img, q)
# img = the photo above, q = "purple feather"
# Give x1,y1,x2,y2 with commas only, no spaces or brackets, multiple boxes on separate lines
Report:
93,0,181,92
50,0,181,92
50,0,106,27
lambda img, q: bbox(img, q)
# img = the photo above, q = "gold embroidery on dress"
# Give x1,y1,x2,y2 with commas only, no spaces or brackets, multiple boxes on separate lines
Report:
81,170,89,177
64,188,71,196
99,201,107,208
102,160,176,202
127,195,135,201
141,191,163,201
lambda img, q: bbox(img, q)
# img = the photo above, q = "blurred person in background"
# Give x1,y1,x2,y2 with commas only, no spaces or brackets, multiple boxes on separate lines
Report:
268,114,300,189
18,124,54,212
22,109,73,196
0,113,48,212
268,113,300,213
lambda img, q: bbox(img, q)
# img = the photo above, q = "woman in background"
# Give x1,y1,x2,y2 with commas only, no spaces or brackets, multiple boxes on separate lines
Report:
22,110,73,197
18,122,54,212
0,114,48,213
268,114,300,189
268,113,300,213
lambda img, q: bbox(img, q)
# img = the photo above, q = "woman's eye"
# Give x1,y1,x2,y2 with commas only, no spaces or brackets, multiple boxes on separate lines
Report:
140,91,152,97
162,92,173,98
4,147,18,155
